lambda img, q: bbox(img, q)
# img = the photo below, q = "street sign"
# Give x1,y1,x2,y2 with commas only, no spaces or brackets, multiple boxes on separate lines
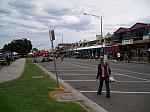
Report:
49,30,59,87
49,30,55,41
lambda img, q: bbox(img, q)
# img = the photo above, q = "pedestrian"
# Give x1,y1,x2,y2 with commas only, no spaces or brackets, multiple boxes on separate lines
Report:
96,57,111,98
5,56,10,65
61,54,64,61
117,52,121,62
124,53,128,62
99,56,104,64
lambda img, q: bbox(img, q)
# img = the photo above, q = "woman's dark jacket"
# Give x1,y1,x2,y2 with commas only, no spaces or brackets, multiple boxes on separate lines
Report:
96,63,111,79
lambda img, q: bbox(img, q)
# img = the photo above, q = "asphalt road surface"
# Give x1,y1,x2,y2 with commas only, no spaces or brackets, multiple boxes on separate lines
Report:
38,58,150,112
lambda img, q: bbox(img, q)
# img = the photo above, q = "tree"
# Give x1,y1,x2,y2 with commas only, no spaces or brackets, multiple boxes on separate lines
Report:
2,44,9,52
2,38,32,56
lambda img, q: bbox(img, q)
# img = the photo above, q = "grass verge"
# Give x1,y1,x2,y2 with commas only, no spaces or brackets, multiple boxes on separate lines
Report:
0,59,86,112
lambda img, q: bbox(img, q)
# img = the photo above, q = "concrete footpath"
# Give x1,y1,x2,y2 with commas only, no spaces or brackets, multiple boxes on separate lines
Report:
0,58,26,83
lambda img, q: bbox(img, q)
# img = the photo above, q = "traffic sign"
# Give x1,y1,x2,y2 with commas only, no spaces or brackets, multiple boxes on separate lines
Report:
49,30,55,41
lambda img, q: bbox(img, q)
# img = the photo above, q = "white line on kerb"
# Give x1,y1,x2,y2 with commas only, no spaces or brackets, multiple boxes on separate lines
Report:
80,91,150,94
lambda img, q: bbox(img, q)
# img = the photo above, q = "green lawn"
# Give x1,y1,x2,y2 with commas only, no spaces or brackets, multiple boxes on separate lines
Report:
0,59,86,112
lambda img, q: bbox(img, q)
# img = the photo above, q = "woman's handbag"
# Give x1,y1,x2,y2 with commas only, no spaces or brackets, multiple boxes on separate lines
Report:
109,75,116,82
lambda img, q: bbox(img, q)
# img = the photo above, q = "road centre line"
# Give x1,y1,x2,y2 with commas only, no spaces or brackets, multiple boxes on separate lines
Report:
67,61,150,81
80,91,150,94
63,80,150,82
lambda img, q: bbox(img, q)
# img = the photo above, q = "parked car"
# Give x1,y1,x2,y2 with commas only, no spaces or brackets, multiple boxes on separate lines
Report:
0,55,7,65
41,55,53,62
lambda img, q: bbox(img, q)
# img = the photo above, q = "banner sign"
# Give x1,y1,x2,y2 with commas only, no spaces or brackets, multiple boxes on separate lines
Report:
122,39,133,45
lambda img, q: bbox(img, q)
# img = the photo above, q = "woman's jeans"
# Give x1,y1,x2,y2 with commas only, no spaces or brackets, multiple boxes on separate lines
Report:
97,77,110,96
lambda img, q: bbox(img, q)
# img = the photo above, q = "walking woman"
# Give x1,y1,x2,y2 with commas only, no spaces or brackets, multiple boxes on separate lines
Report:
96,57,111,98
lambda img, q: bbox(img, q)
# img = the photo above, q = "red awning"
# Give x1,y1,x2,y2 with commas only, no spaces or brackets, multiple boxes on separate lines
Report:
40,51,53,55
105,46,119,52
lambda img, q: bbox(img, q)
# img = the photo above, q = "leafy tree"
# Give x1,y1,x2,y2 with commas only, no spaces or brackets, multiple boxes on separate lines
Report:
2,44,9,52
2,38,32,56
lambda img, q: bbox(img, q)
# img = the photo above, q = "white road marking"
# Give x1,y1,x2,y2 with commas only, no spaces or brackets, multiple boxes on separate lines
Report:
64,80,96,82
116,80,150,82
80,91,150,94
59,74,95,76
52,70,94,71
66,61,150,81
116,73,150,81
65,62,96,70
63,80,150,82
68,61,150,76
111,67,150,76
45,66,83,69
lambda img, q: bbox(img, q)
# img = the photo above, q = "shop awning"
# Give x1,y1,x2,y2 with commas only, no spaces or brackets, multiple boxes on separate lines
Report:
75,45,104,50
40,51,53,55
105,46,119,52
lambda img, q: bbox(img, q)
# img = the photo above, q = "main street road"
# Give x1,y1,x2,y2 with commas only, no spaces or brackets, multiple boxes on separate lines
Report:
38,58,150,112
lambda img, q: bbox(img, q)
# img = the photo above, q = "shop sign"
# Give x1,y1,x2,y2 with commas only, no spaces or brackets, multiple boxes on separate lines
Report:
143,35,149,40
122,39,133,45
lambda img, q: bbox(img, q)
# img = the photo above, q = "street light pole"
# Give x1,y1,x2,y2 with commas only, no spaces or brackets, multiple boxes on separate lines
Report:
148,32,150,63
84,13,107,59
62,35,63,44
100,16,103,38
84,13,102,37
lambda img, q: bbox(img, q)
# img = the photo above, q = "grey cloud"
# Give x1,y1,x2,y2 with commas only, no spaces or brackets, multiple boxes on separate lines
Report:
54,19,91,31
43,7,82,19
1,0,90,32
46,8,71,16
0,9,11,14
7,0,37,16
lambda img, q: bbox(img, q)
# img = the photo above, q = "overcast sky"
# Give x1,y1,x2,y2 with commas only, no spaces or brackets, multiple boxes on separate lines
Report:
0,0,150,50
